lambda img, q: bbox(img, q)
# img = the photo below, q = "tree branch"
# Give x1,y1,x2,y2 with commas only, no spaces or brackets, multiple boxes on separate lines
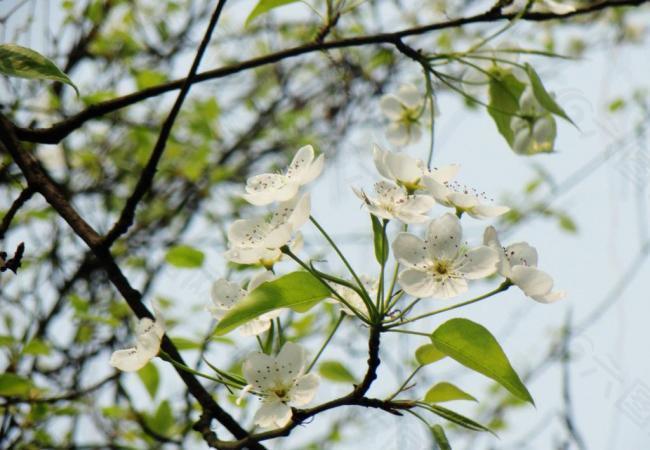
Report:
11,0,649,144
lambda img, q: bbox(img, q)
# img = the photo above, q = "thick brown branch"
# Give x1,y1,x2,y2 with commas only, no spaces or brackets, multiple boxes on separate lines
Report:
12,0,649,145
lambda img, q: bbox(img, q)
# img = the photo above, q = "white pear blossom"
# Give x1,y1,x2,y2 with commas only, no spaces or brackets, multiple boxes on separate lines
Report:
242,145,324,206
110,306,165,372
380,84,427,147
422,174,509,219
327,276,377,316
209,271,283,336
503,0,575,14
392,213,499,299
353,181,435,224
373,144,459,191
242,342,320,428
225,193,310,268
484,226,565,303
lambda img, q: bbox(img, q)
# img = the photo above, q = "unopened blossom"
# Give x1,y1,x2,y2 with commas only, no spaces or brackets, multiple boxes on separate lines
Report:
225,193,310,267
484,226,565,303
242,342,319,428
110,306,165,372
242,145,324,206
510,87,557,155
380,84,427,147
373,144,459,191
421,174,509,219
209,271,282,336
392,213,499,299
353,181,435,224
503,0,575,14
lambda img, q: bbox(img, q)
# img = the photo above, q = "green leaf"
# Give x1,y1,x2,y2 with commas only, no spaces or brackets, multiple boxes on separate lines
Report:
172,337,203,351
318,361,356,383
164,245,204,268
149,400,174,433
245,0,300,26
488,67,526,146
138,363,160,399
371,215,389,265
213,271,330,335
0,44,78,94
431,318,534,405
429,404,492,433
425,382,477,403
23,339,51,356
0,373,35,397
525,63,575,126
415,343,446,366
431,424,452,450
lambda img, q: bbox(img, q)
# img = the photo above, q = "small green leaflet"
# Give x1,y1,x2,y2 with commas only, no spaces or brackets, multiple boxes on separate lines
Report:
371,214,388,264
0,44,78,94
318,361,356,383
0,373,37,397
164,245,205,268
431,318,534,405
213,271,330,335
525,63,575,126
138,363,160,399
429,404,492,433
415,343,446,366
487,67,526,146
431,425,452,450
245,0,300,26
424,382,477,403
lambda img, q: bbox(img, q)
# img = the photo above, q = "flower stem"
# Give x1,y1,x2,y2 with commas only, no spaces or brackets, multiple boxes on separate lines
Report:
160,350,246,391
387,365,423,401
306,312,345,373
388,281,511,328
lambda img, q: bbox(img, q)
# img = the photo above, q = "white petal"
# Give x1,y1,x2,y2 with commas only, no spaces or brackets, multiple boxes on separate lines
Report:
383,150,424,185
510,265,563,303
408,124,423,144
289,373,320,406
372,144,393,180
224,247,280,265
262,223,292,248
284,193,311,231
227,218,271,248
392,233,431,269
248,271,275,291
380,94,404,120
467,204,510,219
287,145,315,181
243,352,277,391
455,246,499,279
536,0,575,14
386,123,410,147
253,398,292,428
483,226,510,277
275,342,307,381
426,213,462,261
243,174,291,206
109,348,151,372
422,175,453,205
398,269,436,298
430,277,468,299
211,278,244,309
504,242,538,268
239,319,273,336
430,164,460,184
447,192,478,210
300,154,325,184
397,83,423,109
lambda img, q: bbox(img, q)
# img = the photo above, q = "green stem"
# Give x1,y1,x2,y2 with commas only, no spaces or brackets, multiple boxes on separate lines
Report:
388,281,511,328
376,219,389,313
385,328,430,338
306,312,345,373
387,365,423,401
308,216,377,318
160,351,247,391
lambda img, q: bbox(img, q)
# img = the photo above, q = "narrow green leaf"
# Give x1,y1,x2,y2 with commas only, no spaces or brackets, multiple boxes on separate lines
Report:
0,44,78,94
525,63,575,126
22,339,51,356
429,404,492,433
138,363,160,399
487,68,526,146
172,337,203,350
213,271,330,335
415,343,446,366
371,215,389,264
318,361,356,383
245,0,300,26
431,318,534,405
164,245,204,268
149,400,174,433
0,373,35,397
431,425,452,450
425,382,477,403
